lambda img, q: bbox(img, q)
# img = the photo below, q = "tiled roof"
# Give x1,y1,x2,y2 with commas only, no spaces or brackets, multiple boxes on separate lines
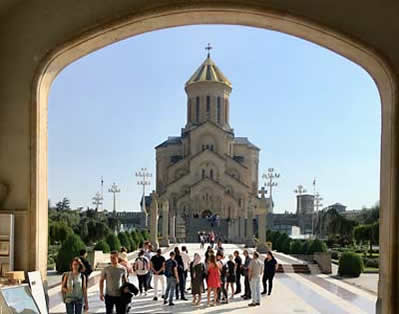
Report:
185,55,232,88
233,137,260,150
155,136,182,149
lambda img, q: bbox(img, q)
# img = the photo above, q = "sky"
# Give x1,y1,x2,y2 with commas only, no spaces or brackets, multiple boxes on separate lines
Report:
48,25,381,213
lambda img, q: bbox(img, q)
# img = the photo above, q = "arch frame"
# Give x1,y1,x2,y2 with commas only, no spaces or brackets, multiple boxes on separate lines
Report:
31,4,397,313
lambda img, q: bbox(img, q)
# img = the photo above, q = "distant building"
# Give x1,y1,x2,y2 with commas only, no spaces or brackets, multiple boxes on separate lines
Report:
323,202,346,213
296,194,315,215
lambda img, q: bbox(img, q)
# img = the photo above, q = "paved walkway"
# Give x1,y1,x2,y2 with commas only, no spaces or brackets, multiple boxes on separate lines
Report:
49,244,377,314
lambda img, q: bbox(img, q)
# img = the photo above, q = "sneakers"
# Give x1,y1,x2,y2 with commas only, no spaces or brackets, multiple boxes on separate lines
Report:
261,291,267,295
169,302,175,306
181,297,188,301
153,297,158,301
248,303,256,307
256,303,260,306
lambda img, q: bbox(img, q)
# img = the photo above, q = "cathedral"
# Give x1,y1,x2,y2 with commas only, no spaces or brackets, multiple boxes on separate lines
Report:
155,51,260,242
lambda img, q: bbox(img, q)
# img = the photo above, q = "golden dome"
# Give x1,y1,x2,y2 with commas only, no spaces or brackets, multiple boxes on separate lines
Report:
185,55,232,88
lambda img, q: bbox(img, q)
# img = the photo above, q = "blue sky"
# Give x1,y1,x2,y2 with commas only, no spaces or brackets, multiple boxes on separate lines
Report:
48,25,381,213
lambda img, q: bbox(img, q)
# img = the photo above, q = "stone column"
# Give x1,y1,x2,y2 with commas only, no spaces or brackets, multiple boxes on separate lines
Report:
256,197,270,253
159,200,169,247
245,198,255,247
228,219,234,243
169,215,176,243
240,217,246,243
149,191,159,250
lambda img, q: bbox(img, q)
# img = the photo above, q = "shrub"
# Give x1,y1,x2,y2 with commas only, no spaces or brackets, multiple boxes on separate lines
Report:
301,240,311,254
118,232,131,252
106,233,121,252
282,238,292,254
290,240,302,254
141,229,149,241
94,240,110,253
363,257,379,268
276,233,289,252
338,252,364,277
330,250,339,260
308,239,328,255
56,234,86,273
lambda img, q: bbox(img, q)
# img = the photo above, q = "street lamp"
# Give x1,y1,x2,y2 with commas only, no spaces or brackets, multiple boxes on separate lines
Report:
262,168,280,213
108,182,121,214
314,192,323,238
136,168,152,214
92,192,103,211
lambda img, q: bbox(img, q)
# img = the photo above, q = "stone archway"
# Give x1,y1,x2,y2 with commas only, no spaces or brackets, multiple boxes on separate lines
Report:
1,2,397,313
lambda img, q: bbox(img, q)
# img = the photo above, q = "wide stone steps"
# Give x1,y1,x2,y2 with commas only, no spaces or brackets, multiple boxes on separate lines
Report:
276,264,311,274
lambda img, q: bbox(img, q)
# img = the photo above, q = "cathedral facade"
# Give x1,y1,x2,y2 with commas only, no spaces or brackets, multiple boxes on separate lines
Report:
155,53,260,240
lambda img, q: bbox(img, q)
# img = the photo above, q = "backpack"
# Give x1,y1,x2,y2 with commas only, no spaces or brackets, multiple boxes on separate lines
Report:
164,259,175,278
62,272,86,303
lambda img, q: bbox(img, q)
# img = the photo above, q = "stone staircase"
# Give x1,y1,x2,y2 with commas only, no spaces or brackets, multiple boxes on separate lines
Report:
276,264,314,274
184,218,229,242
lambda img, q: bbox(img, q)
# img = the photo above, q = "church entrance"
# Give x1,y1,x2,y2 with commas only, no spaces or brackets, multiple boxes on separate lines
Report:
201,210,213,218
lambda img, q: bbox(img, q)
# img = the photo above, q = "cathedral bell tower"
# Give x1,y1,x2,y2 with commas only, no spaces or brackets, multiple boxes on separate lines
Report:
183,44,233,134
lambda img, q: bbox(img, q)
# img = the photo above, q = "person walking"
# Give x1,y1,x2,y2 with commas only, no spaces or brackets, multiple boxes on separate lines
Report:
262,251,278,295
241,250,252,300
233,250,242,295
99,251,128,314
151,248,166,301
190,253,205,306
134,250,150,295
62,257,89,314
206,254,220,306
79,249,93,280
144,243,154,290
216,252,228,303
174,247,188,300
164,251,180,306
226,254,236,300
248,251,263,307
181,246,191,292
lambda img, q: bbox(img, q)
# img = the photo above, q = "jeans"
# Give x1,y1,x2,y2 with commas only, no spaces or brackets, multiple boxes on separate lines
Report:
65,301,83,314
105,295,126,314
147,271,153,288
244,275,251,297
137,273,149,294
153,274,165,298
175,269,185,298
235,271,241,293
262,273,274,294
165,277,177,303
250,277,261,304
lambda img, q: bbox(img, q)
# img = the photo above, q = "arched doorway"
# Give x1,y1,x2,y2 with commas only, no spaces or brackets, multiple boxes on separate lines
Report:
201,209,213,218
1,3,396,313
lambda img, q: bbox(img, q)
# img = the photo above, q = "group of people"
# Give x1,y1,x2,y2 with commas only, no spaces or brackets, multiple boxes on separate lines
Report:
61,239,278,314
198,231,216,249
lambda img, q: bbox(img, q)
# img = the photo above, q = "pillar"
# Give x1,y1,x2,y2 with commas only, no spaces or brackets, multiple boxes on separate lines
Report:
256,197,270,253
234,218,240,242
159,200,169,247
228,219,234,243
169,215,176,243
245,199,255,247
240,217,246,243
149,191,159,250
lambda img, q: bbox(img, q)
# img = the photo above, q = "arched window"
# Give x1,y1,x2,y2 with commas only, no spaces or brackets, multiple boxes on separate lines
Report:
202,169,205,179
206,95,210,115
210,145,214,151
217,96,221,123
196,96,200,122
210,169,214,179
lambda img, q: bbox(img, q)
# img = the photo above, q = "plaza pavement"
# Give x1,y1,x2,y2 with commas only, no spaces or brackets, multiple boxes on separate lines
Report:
49,243,377,314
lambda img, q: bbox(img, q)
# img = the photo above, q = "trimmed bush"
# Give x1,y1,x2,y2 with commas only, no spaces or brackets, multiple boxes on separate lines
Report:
56,234,86,273
282,238,292,254
94,240,110,253
118,232,131,252
125,232,137,252
106,233,121,252
330,250,339,260
338,252,364,277
141,229,149,241
308,239,328,255
301,240,311,254
276,233,289,252
290,240,302,254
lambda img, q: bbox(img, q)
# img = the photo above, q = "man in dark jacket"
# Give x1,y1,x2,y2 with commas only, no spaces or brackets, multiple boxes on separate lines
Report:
80,249,93,279
240,250,251,300
234,250,242,294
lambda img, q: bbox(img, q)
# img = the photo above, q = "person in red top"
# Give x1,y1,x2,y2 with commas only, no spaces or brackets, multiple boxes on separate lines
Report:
206,254,220,306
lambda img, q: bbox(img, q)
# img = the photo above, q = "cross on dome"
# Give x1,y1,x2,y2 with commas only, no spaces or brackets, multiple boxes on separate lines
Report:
205,43,212,57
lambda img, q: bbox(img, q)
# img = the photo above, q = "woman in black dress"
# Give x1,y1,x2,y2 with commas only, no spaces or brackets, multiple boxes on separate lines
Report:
174,247,187,300
225,254,236,300
190,253,205,306
262,251,278,295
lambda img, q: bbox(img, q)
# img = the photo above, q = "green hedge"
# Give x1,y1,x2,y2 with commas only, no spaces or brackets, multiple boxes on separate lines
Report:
308,239,328,255
118,232,131,252
56,234,86,273
94,240,111,253
290,240,302,254
106,233,121,252
338,252,364,277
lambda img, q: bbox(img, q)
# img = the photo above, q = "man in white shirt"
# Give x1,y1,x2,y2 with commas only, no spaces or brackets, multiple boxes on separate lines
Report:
180,246,191,292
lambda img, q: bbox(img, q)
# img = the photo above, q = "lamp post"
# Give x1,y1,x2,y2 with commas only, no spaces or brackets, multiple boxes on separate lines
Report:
136,168,152,227
92,192,103,212
262,168,280,213
108,182,121,214
314,192,323,238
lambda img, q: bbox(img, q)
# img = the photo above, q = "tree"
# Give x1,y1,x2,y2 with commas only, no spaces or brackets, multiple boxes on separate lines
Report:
118,232,131,252
94,240,110,253
308,239,327,255
55,197,71,211
276,233,289,252
354,222,379,255
282,237,292,254
290,240,302,254
125,231,137,252
56,234,86,273
106,233,121,251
